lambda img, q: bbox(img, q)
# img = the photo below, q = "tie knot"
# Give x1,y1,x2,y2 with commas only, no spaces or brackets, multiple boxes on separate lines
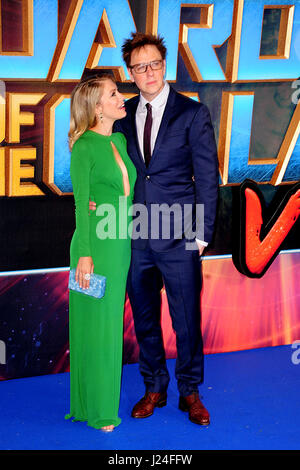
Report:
146,103,152,113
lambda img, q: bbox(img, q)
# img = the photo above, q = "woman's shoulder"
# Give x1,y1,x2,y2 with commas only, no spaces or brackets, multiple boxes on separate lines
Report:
71,132,96,164
72,130,105,152
72,131,92,148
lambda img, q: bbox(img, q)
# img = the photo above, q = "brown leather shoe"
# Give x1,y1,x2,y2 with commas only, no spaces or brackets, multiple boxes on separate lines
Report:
179,392,210,425
131,392,167,418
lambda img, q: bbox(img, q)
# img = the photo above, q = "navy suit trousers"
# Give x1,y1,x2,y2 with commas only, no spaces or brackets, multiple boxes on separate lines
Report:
126,243,204,397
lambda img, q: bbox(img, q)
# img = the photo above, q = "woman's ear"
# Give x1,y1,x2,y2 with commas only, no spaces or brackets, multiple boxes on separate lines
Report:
95,101,102,115
95,102,103,122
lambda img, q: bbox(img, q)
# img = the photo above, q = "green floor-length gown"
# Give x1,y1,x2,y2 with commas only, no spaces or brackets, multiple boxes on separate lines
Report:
65,130,136,429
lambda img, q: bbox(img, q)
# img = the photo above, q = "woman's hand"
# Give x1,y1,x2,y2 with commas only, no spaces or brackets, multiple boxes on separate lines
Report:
75,256,94,289
89,199,96,211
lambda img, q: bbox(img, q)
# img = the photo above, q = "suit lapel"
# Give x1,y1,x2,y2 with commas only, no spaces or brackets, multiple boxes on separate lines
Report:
126,97,145,168
148,87,176,168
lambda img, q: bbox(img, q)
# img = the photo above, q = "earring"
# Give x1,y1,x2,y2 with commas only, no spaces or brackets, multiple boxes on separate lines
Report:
99,112,103,123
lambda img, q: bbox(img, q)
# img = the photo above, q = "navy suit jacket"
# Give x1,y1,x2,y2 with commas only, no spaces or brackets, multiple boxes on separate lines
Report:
114,86,219,252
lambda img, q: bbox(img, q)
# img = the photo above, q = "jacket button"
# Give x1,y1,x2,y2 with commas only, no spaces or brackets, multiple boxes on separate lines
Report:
146,175,150,180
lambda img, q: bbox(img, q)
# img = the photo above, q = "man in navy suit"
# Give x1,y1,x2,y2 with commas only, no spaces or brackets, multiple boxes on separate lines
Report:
93,33,219,425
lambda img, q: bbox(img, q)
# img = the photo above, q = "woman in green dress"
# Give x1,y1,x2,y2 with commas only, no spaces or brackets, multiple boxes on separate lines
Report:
65,75,136,432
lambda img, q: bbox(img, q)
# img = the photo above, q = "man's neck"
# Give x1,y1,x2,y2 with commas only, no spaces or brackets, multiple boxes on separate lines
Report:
140,81,167,103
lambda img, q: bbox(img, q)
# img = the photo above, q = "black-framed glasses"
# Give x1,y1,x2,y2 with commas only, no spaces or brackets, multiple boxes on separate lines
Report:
129,60,163,74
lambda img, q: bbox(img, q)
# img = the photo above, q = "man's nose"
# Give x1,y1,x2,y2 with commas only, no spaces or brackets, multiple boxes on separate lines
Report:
146,65,154,76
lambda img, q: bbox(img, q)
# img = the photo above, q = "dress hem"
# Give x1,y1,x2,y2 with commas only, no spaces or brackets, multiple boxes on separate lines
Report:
64,413,121,429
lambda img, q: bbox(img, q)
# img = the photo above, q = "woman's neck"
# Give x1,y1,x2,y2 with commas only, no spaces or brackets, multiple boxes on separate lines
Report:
90,120,114,136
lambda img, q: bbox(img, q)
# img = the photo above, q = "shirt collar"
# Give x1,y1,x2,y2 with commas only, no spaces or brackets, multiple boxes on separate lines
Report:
139,81,170,111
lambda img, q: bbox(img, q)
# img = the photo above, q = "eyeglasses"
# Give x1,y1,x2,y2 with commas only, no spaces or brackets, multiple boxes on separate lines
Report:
129,60,163,74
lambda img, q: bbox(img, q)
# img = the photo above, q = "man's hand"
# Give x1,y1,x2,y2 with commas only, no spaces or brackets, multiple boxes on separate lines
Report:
196,240,206,256
87,196,207,258
89,200,96,211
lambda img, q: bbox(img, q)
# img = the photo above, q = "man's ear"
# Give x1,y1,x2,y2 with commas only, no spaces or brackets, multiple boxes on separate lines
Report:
127,68,135,83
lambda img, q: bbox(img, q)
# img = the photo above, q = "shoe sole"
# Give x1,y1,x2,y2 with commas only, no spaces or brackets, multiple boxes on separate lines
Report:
190,417,210,426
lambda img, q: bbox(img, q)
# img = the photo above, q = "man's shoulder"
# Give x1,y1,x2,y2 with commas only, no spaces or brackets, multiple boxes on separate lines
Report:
125,94,140,111
167,89,211,127
171,87,206,113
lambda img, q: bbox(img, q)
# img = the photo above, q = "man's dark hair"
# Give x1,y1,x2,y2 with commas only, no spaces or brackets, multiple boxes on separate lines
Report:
122,32,167,67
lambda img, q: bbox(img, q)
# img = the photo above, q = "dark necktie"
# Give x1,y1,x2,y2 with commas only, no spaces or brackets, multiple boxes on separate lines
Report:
143,103,152,167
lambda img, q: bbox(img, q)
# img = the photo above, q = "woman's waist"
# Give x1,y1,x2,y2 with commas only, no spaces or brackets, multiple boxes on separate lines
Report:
89,195,133,210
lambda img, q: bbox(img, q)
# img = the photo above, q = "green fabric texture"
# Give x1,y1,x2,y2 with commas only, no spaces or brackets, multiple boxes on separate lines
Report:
65,130,137,429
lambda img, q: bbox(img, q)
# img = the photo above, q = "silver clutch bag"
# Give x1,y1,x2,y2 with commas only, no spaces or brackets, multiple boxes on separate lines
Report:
68,269,106,299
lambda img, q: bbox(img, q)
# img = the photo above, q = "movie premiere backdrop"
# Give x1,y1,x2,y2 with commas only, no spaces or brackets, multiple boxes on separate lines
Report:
0,0,299,380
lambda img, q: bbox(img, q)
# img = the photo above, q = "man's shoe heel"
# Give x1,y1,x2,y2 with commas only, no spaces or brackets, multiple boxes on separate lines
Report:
157,398,167,408
178,398,188,412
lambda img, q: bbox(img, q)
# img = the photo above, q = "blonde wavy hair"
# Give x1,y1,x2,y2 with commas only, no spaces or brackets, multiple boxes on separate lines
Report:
68,74,116,150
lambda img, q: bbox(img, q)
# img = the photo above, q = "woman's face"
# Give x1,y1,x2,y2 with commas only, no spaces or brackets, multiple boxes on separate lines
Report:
96,79,126,122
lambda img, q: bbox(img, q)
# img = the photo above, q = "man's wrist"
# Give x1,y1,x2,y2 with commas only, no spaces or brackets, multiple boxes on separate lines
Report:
196,238,208,247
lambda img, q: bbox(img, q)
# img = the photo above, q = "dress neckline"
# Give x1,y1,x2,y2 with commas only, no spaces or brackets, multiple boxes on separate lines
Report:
86,129,116,138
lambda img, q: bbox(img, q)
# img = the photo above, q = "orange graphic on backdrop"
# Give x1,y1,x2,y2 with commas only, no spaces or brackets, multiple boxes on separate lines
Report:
245,187,300,275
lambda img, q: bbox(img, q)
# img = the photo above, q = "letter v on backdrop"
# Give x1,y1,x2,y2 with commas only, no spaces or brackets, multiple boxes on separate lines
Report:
233,180,300,278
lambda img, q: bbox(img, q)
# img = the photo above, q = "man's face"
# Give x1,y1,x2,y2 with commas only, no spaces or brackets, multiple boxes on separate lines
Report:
128,45,166,102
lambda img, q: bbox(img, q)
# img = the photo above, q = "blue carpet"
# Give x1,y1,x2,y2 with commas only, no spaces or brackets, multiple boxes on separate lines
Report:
0,345,299,451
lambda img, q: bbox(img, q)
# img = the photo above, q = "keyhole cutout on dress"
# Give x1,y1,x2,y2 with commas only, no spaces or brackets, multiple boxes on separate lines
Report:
110,141,130,197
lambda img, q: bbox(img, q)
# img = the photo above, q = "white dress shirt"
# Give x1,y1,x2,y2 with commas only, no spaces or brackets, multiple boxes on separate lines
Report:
136,81,170,158
135,81,207,248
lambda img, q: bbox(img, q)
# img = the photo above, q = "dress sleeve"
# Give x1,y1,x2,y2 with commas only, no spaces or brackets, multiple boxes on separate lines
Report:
70,139,92,257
